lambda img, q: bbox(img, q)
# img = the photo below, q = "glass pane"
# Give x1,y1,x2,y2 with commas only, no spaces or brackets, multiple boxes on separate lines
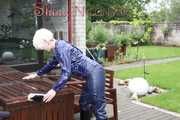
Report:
41,0,68,61
0,0,37,65
42,0,68,41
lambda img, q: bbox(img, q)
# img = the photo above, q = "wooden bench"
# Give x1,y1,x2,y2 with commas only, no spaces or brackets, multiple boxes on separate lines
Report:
47,69,118,120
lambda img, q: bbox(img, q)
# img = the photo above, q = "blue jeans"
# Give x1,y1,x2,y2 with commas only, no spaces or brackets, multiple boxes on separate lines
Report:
80,64,107,120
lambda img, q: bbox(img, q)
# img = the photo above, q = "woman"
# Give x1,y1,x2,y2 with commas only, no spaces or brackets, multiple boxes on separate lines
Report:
23,28,107,120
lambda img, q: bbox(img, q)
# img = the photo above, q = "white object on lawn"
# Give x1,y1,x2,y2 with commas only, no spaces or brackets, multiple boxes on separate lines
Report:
128,77,150,96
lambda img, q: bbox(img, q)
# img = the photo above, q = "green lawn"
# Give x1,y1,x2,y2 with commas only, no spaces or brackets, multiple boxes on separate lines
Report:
115,61,180,113
125,46,180,61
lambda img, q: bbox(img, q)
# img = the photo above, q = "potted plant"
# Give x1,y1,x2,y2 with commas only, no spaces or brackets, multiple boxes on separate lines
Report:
130,32,144,60
112,33,131,63
87,24,109,62
105,38,119,62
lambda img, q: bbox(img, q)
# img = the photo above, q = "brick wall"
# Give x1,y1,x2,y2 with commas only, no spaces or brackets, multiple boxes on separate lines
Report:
72,0,86,53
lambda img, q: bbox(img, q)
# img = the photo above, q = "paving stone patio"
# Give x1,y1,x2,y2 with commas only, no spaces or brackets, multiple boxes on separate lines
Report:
75,57,180,120
74,80,180,120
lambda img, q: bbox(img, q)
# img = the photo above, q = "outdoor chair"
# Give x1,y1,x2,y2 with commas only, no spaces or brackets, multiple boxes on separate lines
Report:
47,69,118,120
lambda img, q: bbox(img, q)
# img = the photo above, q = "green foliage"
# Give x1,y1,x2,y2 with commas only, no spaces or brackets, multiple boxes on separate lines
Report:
130,19,144,26
150,9,169,23
143,20,153,44
149,0,178,22
86,0,151,22
109,20,130,25
169,0,180,22
130,32,144,45
88,25,109,45
130,15,153,45
130,6,153,44
112,33,131,46
125,46,180,62
115,60,180,113
86,18,92,40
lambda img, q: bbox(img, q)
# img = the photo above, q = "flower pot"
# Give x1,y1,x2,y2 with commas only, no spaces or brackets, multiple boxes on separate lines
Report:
120,45,127,56
106,44,118,61
119,45,127,63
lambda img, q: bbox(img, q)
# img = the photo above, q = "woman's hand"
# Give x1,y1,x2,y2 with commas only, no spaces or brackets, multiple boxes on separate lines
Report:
22,73,38,80
43,89,56,103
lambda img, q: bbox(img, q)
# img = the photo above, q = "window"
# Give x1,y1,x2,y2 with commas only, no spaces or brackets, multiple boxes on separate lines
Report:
0,0,37,65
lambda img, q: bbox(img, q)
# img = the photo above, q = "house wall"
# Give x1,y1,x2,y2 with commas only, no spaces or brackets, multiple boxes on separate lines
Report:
72,0,86,53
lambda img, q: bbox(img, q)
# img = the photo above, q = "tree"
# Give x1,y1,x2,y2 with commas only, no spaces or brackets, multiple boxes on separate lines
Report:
148,0,170,22
169,0,180,22
148,0,180,23
86,0,151,22
150,10,168,22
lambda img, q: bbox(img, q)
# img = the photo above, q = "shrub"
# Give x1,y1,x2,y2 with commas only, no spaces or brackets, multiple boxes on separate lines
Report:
109,20,130,25
112,33,131,46
88,25,109,45
130,32,144,46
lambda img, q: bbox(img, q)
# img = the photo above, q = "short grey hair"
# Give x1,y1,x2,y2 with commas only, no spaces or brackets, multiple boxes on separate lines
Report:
33,28,54,50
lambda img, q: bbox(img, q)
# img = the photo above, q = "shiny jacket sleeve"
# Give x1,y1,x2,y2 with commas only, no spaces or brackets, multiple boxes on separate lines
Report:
52,47,71,92
36,56,58,76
